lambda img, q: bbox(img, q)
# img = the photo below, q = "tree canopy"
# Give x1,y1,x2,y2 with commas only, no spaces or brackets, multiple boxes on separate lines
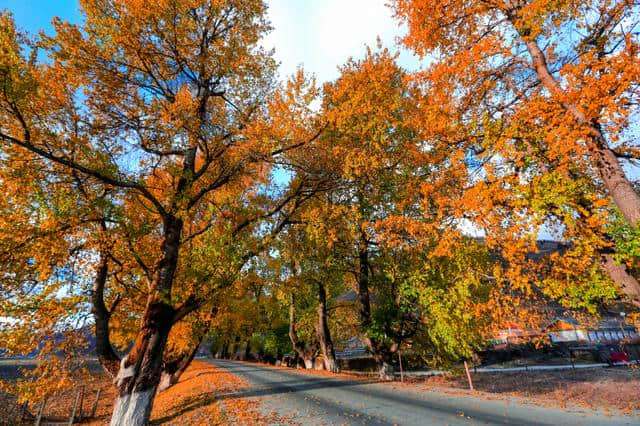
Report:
1,0,639,423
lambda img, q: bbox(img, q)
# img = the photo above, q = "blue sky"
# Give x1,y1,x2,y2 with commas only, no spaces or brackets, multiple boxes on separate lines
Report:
5,0,82,34
4,0,418,83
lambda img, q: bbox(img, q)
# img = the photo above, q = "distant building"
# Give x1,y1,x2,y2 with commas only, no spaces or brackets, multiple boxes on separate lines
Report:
494,316,639,346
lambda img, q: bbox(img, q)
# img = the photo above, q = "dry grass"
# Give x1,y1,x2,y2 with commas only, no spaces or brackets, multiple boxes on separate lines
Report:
0,390,23,425
409,366,640,415
0,373,112,425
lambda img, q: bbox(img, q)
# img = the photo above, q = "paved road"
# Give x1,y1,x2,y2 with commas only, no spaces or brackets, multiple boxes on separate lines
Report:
207,359,638,426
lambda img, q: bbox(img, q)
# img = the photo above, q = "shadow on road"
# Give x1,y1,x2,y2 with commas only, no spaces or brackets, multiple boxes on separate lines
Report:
151,364,381,424
155,360,631,426
206,360,558,426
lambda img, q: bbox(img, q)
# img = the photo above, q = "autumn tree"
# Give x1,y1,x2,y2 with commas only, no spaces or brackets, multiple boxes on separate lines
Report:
392,0,640,308
0,114,132,400
209,264,292,363
316,47,425,379
0,1,324,424
274,224,345,371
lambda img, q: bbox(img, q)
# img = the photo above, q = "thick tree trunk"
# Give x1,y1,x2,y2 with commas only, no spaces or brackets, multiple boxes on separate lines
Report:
244,339,252,360
601,254,640,308
91,252,121,378
316,281,339,373
356,224,395,380
522,38,640,227
322,355,338,373
357,228,372,330
110,388,155,426
221,339,230,359
109,216,183,426
158,370,178,393
231,336,241,359
595,147,640,227
110,300,174,426
158,335,203,392
289,295,318,368
374,353,395,381
257,345,265,362
379,361,395,381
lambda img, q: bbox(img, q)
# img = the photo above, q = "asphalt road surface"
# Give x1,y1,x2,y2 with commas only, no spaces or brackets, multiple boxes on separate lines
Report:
207,359,639,426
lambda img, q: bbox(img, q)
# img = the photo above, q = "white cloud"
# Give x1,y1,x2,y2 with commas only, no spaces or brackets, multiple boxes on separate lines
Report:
264,0,416,83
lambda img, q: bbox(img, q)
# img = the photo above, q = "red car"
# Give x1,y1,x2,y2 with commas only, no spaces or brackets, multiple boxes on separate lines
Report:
608,351,630,365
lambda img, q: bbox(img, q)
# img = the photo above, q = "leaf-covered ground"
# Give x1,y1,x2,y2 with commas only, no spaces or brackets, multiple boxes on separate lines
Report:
87,360,276,425
1,360,270,425
3,360,638,424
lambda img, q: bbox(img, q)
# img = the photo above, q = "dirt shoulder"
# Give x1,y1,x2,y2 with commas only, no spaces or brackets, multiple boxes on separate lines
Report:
402,366,640,415
231,360,640,416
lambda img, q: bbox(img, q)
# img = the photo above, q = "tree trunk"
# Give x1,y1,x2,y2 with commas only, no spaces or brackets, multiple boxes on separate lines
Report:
356,226,378,365
595,147,640,228
109,216,183,426
231,336,241,359
244,339,252,360
316,281,339,373
90,251,121,378
356,223,395,380
375,354,395,381
289,294,318,368
322,355,338,373
158,334,203,392
221,339,230,359
357,227,372,331
110,300,174,426
522,37,640,227
601,254,640,308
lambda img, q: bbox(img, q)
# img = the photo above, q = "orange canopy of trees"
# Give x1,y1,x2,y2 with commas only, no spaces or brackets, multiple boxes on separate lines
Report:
1,0,639,423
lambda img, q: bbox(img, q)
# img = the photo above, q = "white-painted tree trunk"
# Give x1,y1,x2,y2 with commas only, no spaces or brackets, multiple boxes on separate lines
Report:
303,358,314,369
378,362,395,381
109,389,155,426
158,372,179,392
324,357,339,373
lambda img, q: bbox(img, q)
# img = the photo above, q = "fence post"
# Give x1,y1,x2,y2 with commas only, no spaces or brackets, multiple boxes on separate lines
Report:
464,361,474,391
90,389,101,418
570,350,575,369
78,386,85,420
21,402,28,421
35,398,46,426
68,390,81,425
